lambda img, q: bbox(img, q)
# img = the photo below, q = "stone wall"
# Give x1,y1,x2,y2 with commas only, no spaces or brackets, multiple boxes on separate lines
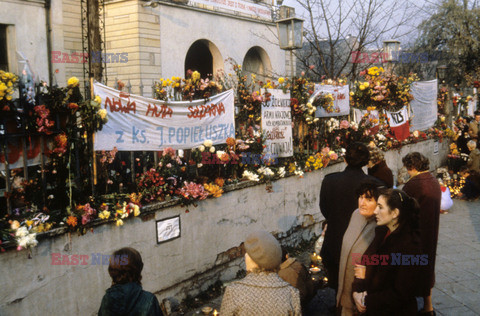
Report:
0,139,449,315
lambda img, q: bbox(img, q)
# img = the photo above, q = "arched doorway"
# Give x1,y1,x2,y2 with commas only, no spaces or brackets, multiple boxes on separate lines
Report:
184,40,223,79
242,46,272,84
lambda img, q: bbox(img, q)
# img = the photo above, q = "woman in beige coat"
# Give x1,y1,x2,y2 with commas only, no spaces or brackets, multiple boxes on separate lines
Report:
337,180,381,316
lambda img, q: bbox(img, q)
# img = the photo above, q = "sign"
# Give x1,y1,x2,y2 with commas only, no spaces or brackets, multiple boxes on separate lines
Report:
0,136,47,171
261,89,293,157
313,84,350,117
386,106,410,141
156,216,181,244
189,0,272,20
93,82,235,151
409,80,438,131
433,141,439,155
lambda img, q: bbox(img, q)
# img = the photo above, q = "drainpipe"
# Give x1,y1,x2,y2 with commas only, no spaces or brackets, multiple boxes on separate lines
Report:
45,0,53,85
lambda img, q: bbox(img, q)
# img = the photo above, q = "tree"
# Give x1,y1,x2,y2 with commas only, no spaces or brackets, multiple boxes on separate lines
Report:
293,0,423,81
415,0,480,86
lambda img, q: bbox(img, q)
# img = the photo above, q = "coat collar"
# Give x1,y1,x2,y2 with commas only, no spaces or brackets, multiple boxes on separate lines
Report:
236,272,291,288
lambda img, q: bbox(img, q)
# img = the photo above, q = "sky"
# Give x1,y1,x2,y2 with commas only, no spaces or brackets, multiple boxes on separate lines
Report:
279,0,435,49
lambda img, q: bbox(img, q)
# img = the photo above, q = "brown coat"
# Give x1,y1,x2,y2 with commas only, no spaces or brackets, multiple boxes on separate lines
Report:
278,258,315,307
402,172,441,295
467,148,480,173
368,161,394,188
337,210,377,315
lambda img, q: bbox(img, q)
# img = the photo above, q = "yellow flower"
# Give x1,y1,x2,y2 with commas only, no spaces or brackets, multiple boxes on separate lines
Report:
94,95,102,104
278,77,285,84
26,220,34,227
192,71,201,82
205,183,223,198
364,82,369,88
98,109,107,120
359,85,365,90
99,210,111,220
133,204,140,217
116,219,124,226
67,77,79,87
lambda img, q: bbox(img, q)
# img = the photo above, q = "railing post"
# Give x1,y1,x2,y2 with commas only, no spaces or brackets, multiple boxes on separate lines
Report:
126,79,132,94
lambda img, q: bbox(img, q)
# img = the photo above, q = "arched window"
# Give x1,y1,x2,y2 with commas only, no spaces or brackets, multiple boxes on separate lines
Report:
184,40,223,79
242,46,272,84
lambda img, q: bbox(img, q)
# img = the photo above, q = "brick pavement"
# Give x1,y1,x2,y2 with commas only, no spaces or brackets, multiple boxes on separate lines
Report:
182,199,480,315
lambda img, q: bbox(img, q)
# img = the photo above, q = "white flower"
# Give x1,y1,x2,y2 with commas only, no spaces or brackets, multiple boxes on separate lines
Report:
197,163,203,168
216,150,226,159
209,146,216,153
204,139,213,147
242,170,260,182
258,166,274,177
178,149,184,158
15,227,29,238
294,168,304,177
277,167,286,178
199,145,205,152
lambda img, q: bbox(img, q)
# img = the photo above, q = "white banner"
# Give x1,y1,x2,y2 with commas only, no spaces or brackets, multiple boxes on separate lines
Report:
313,84,350,117
189,0,271,20
409,80,438,131
93,83,235,151
353,108,379,126
385,106,409,127
261,89,293,157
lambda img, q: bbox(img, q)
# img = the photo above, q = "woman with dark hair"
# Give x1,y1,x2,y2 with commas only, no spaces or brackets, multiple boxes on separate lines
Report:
402,152,441,315
352,189,423,316
98,247,163,316
337,180,381,316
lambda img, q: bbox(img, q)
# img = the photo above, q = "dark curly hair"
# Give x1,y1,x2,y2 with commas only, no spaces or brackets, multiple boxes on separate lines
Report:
402,152,429,172
108,247,143,285
345,142,370,168
355,179,381,200
378,188,420,231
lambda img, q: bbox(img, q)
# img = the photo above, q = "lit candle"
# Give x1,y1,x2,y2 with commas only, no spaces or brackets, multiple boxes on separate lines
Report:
213,309,218,316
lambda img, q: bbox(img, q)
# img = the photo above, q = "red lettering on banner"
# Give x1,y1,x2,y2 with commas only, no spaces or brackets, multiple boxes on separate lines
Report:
104,96,136,114
337,93,346,100
145,104,173,118
187,102,225,119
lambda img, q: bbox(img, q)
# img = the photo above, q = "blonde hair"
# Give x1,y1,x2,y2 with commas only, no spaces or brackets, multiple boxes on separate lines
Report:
467,140,477,149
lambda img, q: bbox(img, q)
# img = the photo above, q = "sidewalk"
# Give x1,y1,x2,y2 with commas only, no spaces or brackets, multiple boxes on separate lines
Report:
180,198,480,315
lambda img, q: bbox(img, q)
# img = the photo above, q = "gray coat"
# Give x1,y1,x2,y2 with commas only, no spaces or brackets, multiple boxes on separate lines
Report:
220,272,301,316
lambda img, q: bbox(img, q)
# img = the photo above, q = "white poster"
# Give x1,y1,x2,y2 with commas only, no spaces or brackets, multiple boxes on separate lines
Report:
189,0,271,20
261,89,293,158
313,84,350,117
409,80,438,131
353,108,379,126
93,82,235,151
385,106,409,127
156,216,180,244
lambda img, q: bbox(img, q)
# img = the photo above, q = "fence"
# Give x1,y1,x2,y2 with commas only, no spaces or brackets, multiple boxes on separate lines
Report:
1,78,344,216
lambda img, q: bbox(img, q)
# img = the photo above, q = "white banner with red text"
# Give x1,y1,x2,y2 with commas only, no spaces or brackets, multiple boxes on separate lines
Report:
93,82,235,151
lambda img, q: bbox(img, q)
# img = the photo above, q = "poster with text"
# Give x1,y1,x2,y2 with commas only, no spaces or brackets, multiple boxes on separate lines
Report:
93,82,235,150
261,89,293,157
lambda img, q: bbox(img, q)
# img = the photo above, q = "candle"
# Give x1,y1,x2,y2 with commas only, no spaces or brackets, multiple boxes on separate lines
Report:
213,309,218,316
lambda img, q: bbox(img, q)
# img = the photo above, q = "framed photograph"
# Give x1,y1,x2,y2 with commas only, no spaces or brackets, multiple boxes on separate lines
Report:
156,216,181,244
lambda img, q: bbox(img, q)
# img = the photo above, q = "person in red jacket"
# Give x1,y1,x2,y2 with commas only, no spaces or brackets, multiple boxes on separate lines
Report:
402,153,441,316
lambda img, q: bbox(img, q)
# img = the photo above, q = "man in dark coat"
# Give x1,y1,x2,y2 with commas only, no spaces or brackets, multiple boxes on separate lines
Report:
402,152,441,315
319,142,382,293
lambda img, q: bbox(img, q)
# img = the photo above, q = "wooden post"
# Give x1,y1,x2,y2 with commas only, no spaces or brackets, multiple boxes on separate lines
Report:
2,139,12,214
90,78,97,192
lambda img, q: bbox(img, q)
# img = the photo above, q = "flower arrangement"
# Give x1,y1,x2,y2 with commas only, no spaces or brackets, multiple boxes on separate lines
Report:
0,70,18,111
350,66,418,112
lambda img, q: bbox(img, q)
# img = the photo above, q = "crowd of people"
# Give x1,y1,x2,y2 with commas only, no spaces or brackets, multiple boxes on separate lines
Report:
97,139,465,315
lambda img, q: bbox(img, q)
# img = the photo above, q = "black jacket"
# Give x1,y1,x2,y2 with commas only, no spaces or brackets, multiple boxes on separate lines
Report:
319,165,381,290
353,225,423,316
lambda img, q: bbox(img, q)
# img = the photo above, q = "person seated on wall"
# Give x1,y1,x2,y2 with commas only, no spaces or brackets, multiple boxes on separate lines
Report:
98,247,163,316
458,166,480,201
278,247,315,311
367,146,394,188
220,231,301,316
466,140,480,173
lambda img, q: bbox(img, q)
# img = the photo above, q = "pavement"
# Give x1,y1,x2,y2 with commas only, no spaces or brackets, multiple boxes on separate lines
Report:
182,198,480,315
